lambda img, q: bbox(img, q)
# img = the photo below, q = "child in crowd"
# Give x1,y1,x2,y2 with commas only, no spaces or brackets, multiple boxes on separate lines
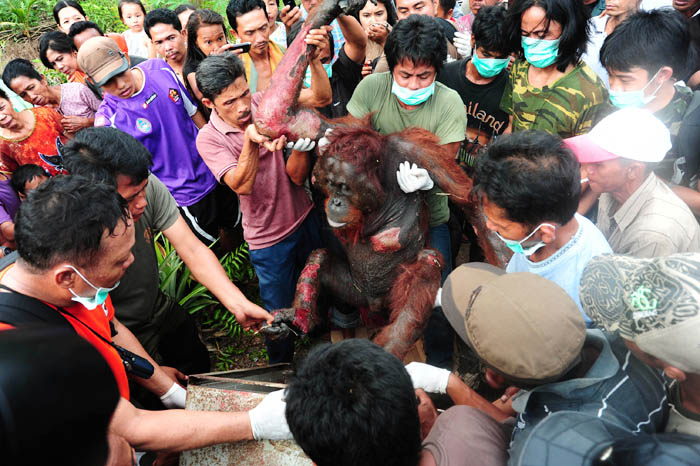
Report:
183,9,231,117
10,164,49,201
119,0,155,59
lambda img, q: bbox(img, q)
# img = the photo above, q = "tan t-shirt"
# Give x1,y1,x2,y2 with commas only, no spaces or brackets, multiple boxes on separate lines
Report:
597,173,700,257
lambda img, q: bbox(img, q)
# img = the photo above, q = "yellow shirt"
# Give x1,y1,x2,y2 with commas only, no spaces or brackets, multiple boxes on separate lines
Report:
240,41,286,93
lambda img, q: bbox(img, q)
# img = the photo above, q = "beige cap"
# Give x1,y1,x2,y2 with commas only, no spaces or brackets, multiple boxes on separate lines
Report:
77,36,129,87
442,263,586,382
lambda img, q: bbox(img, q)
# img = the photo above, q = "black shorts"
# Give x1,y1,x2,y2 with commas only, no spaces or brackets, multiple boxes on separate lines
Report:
178,184,241,244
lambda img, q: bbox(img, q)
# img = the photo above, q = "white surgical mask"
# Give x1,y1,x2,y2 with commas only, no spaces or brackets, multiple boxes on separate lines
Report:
68,265,120,311
494,223,554,256
391,79,435,106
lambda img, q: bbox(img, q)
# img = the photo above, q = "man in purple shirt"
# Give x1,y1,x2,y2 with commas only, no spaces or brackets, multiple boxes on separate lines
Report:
195,52,325,363
77,36,237,244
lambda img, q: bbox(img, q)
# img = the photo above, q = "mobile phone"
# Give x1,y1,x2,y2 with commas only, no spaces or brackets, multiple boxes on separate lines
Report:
283,0,297,10
232,42,252,54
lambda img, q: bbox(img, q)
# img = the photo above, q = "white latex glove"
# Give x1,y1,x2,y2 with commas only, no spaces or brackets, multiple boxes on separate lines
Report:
317,128,333,153
405,362,451,394
248,389,293,440
160,382,186,409
396,161,434,193
286,137,316,152
434,287,442,309
454,31,472,58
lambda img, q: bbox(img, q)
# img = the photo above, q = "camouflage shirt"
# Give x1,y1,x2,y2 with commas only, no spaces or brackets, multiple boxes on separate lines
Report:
653,83,694,183
500,59,608,138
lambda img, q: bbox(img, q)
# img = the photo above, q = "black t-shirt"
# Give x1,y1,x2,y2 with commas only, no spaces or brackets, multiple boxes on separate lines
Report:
437,58,509,144
318,47,363,119
435,17,457,44
688,15,700,84
677,100,700,186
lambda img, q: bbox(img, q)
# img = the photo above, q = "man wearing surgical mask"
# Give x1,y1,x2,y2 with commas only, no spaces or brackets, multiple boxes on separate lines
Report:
473,131,612,325
347,14,466,369
437,5,510,163
599,9,700,212
500,0,607,138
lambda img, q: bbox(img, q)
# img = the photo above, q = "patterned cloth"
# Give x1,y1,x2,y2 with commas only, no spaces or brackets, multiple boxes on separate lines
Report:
580,252,700,373
300,6,344,60
0,107,67,175
269,22,287,50
653,83,694,181
500,59,608,138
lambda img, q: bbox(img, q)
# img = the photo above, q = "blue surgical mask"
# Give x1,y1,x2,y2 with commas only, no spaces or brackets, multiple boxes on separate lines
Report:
68,265,120,311
303,63,333,88
521,37,560,68
391,79,435,106
609,69,663,109
495,223,554,256
472,51,510,78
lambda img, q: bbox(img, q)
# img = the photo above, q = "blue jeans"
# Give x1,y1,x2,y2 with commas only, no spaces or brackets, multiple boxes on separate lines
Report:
249,212,321,363
425,223,455,369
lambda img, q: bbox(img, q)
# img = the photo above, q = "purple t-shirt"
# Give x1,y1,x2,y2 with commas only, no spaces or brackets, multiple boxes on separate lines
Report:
94,59,216,207
0,179,20,224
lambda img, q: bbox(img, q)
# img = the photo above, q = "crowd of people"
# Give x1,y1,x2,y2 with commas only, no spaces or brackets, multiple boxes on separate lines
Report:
1,0,700,464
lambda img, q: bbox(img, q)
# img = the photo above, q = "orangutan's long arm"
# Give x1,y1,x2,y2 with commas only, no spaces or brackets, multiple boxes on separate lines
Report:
391,130,502,267
254,0,356,141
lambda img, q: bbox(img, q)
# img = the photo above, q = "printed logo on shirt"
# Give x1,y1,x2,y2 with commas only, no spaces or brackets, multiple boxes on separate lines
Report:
142,92,157,109
136,118,152,134
169,88,181,104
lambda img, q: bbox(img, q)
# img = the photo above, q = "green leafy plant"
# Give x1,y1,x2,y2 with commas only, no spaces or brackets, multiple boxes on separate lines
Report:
154,232,220,314
84,0,127,34
155,234,259,341
0,0,39,37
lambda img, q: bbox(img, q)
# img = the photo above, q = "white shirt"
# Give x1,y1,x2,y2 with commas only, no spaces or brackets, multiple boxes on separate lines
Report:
506,214,612,325
582,15,610,88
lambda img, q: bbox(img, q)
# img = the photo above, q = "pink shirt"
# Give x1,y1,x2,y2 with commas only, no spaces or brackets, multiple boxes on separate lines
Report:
58,83,101,119
196,93,312,249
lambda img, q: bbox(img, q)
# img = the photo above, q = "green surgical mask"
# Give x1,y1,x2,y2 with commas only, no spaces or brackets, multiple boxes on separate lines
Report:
495,223,555,256
521,37,560,68
471,51,509,78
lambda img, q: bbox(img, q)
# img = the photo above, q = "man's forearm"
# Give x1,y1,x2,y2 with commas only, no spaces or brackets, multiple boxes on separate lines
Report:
223,138,260,195
286,150,311,185
299,59,332,107
111,317,175,396
111,398,254,452
446,374,512,422
181,236,252,314
336,15,367,63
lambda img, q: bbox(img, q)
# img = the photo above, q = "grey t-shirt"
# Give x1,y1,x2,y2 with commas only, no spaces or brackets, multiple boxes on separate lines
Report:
110,174,179,339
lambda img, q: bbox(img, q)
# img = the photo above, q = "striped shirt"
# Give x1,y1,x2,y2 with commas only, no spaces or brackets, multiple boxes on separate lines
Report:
597,173,700,258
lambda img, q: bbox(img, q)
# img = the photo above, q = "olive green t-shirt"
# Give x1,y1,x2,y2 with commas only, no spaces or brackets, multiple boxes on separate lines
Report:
110,174,180,353
347,72,466,227
500,59,607,138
